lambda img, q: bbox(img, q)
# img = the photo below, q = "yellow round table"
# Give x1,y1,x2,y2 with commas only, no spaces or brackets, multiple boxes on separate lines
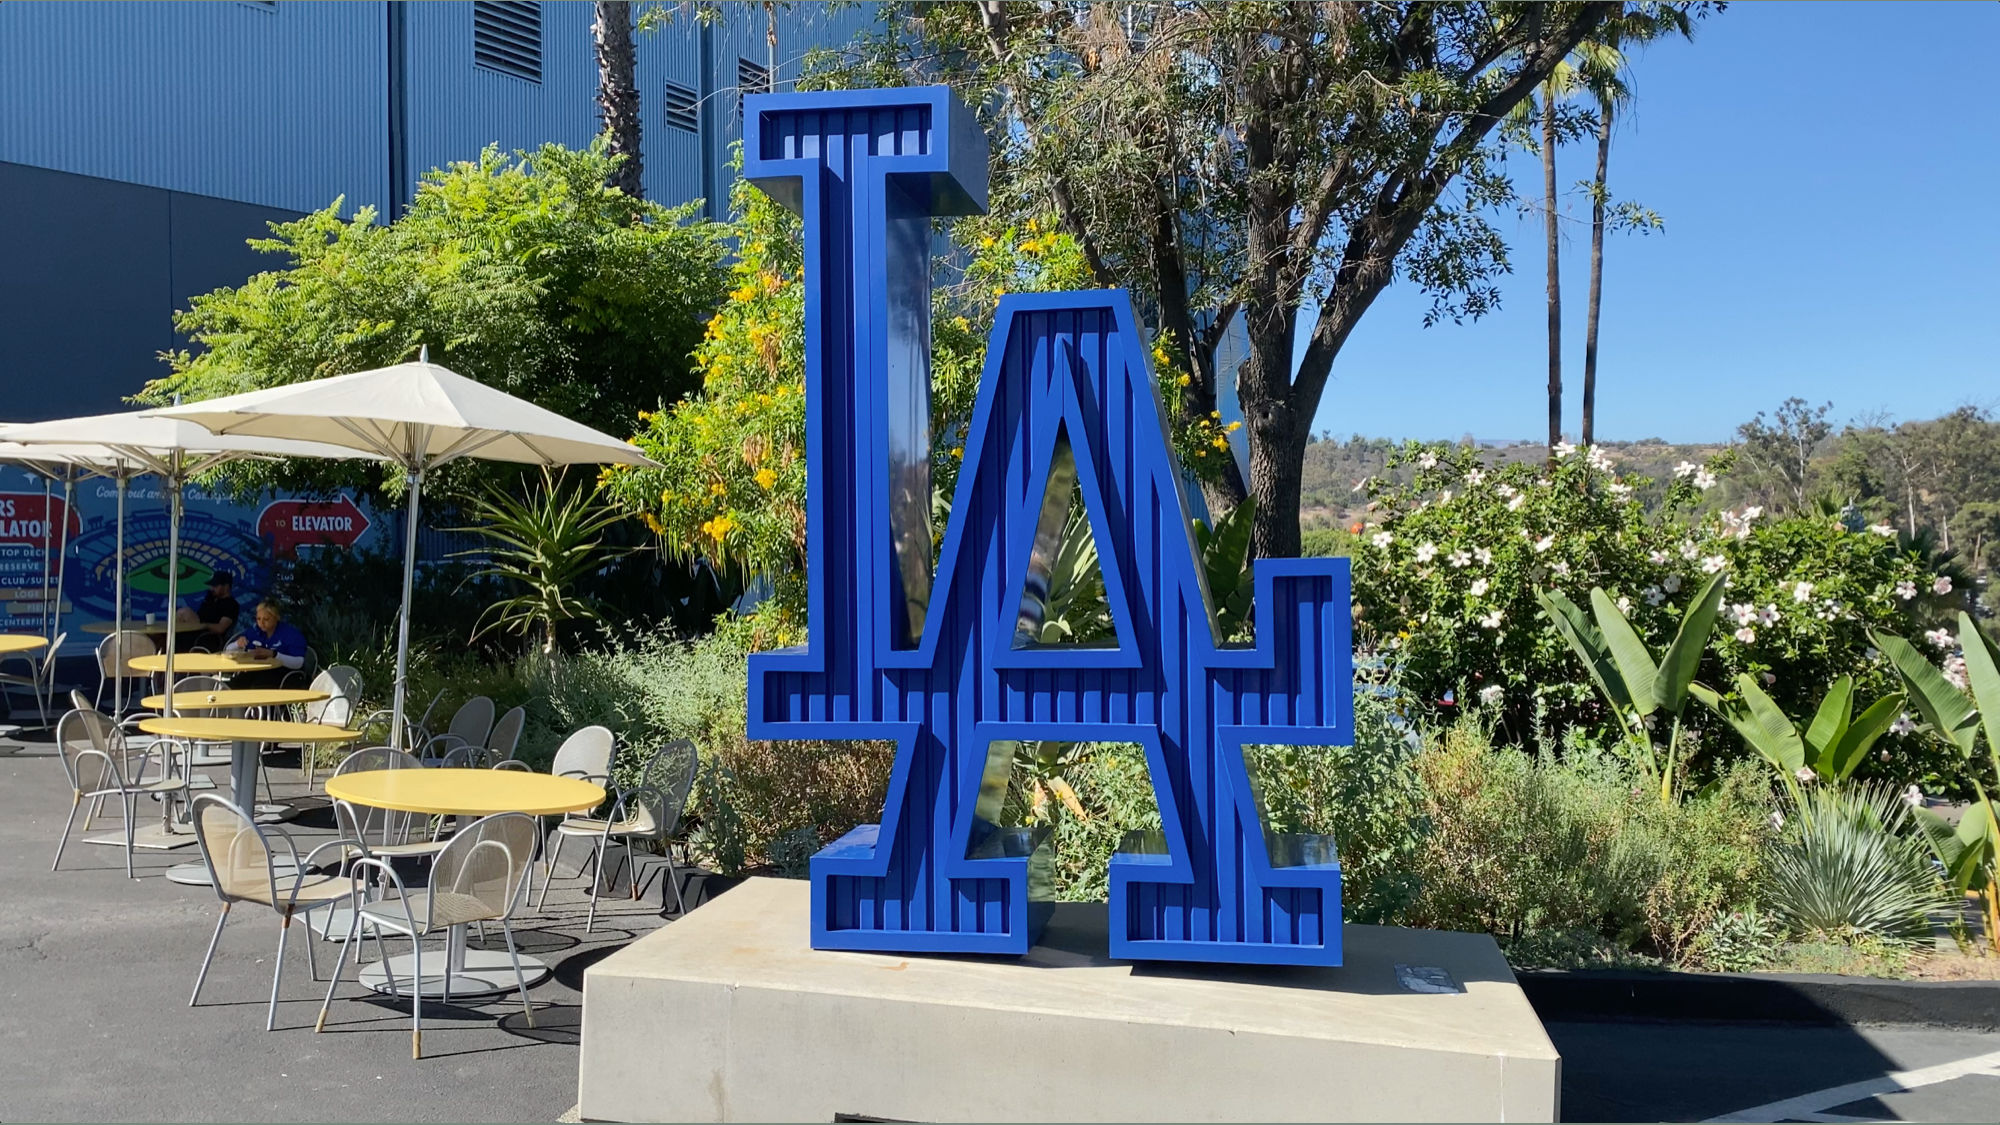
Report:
140,688,329,711
326,768,606,998
0,634,48,655
325,769,605,818
138,716,359,808
128,652,277,676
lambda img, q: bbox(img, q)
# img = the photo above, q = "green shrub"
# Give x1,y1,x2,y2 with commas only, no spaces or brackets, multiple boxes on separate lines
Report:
1763,783,1950,944
1686,909,1781,972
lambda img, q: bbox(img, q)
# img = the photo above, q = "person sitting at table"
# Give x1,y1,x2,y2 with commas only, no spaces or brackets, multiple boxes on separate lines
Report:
223,600,307,689
174,571,238,653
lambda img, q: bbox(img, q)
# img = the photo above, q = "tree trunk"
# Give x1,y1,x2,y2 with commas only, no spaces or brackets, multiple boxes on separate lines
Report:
1246,401,1307,561
1582,98,1609,447
1543,88,1563,460
594,1,644,199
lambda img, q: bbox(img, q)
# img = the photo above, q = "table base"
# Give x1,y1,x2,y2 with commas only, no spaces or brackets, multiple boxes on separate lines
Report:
358,950,550,999
165,855,305,887
84,823,199,851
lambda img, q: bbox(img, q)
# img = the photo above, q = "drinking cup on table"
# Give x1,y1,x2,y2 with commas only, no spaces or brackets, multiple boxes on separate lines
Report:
146,612,156,627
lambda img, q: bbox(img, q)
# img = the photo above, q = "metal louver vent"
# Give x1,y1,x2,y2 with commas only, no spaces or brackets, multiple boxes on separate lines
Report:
738,57,772,97
473,1,543,84
663,79,699,133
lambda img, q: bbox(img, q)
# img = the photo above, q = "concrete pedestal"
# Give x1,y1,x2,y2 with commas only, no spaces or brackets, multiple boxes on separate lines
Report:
578,878,1559,1122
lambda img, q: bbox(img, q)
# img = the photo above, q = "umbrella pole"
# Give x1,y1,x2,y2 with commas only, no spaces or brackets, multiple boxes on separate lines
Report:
390,467,422,751
53,475,73,649
40,478,52,639
113,468,128,716
162,469,181,719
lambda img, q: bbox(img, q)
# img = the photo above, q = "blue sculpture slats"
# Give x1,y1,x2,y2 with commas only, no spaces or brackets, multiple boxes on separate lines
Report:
744,86,1353,966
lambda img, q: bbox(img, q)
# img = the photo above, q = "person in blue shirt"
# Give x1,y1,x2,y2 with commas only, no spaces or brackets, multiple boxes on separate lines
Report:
224,600,309,689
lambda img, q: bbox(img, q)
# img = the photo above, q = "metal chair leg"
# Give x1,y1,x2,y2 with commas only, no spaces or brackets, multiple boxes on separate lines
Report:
500,917,534,1027
316,895,363,1032
268,909,291,1031
535,832,566,911
303,907,320,981
51,790,80,872
121,794,136,879
584,839,606,933
665,851,688,916
190,903,230,1006
410,934,423,1060
441,930,453,1006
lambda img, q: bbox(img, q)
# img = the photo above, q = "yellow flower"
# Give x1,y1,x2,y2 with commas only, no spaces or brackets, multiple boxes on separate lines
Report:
755,467,778,490
1176,373,1191,386
1210,410,1221,420
701,514,736,540
660,488,674,503
1226,421,1242,432
1212,435,1229,450
950,446,964,460
980,236,995,249
709,481,727,496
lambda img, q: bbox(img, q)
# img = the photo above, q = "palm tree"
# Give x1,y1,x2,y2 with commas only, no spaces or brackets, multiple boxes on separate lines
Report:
1580,7,1692,445
594,1,644,198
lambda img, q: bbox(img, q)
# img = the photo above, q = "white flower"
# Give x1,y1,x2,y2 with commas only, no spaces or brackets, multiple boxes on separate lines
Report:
1643,586,1665,606
1496,483,1518,499
1792,581,1815,603
1448,549,1472,568
1674,461,1697,479
1417,451,1439,470
1553,441,1576,459
1762,672,1778,685
1551,560,1571,577
1415,541,1438,563
1934,576,1954,595
1371,531,1393,549
1865,646,1881,661
1478,609,1505,629
1770,810,1785,830
1608,481,1633,498
1587,445,1615,472
1895,580,1918,601
1506,493,1526,511
1734,626,1757,644
1868,523,1896,537
1890,713,1916,736
1474,547,1493,566
1478,684,1505,706
1794,766,1817,784
1616,595,1632,614
1693,468,1717,490
1925,627,1956,650
1758,604,1779,626
1469,577,1490,597
1903,784,1924,809
1662,574,1682,594
1732,603,1758,626
1944,655,1969,690
1680,540,1700,561
1533,534,1554,553
1649,549,1671,565
1439,489,1453,503
1466,468,1486,486
1702,555,1727,574
1743,506,1763,520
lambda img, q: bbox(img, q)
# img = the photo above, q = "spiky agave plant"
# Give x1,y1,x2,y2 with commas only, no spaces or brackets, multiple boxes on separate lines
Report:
1762,782,1949,945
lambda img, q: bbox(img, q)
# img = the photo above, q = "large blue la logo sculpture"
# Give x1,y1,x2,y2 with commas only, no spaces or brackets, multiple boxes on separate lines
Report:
745,87,1353,966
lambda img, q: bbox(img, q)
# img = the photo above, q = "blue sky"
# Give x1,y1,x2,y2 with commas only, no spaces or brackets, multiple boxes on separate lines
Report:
1304,2,1999,444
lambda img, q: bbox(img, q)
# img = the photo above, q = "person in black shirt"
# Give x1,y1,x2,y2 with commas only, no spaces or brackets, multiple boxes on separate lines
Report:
175,571,239,653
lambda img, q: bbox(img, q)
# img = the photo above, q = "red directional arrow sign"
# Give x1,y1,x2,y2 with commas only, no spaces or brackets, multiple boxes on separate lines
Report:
257,495,372,559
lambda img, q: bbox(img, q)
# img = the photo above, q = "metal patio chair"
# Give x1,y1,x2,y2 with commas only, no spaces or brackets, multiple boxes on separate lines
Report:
50,706,191,879
187,795,356,1031
92,630,156,714
529,725,617,909
418,695,495,763
0,630,65,727
316,812,540,1059
542,739,698,931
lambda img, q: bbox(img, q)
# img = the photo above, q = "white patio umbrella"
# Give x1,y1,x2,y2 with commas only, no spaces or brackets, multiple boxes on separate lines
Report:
145,354,655,748
0,413,382,715
0,441,125,649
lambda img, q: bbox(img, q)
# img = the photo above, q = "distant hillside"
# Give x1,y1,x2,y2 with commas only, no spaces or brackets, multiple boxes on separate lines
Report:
1298,435,1730,529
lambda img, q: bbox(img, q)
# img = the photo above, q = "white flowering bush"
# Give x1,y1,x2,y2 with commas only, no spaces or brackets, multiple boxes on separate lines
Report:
1350,442,1953,786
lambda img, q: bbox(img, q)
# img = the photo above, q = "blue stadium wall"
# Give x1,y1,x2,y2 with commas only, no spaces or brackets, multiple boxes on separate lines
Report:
0,0,878,421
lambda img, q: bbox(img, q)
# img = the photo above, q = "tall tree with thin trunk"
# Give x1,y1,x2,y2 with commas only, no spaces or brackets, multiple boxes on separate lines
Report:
1580,5,1691,445
1542,82,1563,457
595,1,644,199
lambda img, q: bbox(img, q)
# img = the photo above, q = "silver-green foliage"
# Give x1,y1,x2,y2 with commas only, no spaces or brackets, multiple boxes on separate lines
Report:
1762,783,1948,944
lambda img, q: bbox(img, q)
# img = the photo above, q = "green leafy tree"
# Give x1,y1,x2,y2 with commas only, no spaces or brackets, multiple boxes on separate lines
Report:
138,141,726,496
1735,397,1833,513
823,1,1684,558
